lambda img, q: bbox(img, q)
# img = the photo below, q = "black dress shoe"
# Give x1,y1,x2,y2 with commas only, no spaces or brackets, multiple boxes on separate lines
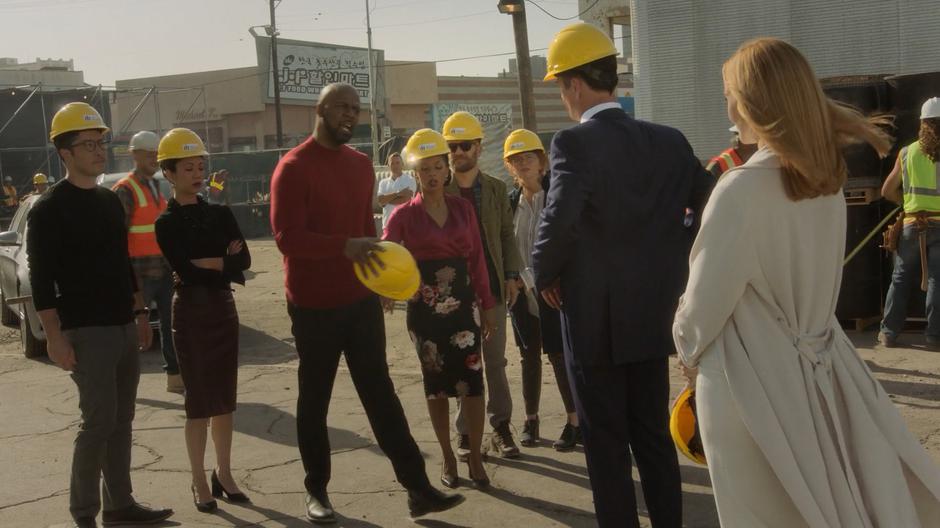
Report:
101,502,174,525
212,470,251,503
72,517,97,528
305,491,336,524
407,486,465,518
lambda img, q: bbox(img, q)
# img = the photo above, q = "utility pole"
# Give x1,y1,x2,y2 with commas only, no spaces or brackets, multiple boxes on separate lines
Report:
269,0,284,148
365,0,379,163
499,0,537,131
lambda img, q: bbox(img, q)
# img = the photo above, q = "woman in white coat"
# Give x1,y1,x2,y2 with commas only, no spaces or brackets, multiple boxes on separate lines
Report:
674,37,940,527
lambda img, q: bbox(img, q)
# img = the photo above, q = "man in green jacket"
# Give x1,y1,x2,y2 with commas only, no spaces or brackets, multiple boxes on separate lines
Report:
442,111,523,459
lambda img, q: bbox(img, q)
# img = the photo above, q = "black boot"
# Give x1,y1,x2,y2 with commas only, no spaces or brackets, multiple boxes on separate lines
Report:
553,423,582,452
519,418,540,447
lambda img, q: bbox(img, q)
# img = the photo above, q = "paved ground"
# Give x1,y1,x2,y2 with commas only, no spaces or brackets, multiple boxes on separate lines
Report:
0,239,937,527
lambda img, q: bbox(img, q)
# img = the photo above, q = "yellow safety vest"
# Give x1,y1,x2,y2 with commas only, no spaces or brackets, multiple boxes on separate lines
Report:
901,141,940,214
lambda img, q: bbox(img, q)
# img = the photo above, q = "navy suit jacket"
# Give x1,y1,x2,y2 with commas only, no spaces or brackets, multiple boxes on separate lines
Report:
532,108,714,366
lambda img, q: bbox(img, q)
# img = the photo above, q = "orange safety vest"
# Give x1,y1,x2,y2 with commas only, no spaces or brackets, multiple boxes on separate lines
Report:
705,147,745,178
113,173,167,257
3,184,17,207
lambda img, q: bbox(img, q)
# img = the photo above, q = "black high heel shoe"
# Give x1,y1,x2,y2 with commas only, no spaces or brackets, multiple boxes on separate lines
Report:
211,470,251,503
464,460,490,490
192,485,218,513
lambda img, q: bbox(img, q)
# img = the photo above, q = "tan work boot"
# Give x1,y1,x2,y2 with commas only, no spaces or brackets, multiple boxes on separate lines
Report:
166,374,185,394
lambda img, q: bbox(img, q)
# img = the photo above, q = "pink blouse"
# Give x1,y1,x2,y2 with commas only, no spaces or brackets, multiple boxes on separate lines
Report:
383,193,496,310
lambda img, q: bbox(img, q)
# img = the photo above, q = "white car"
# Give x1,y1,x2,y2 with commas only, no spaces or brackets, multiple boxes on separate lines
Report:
0,175,168,359
0,195,47,357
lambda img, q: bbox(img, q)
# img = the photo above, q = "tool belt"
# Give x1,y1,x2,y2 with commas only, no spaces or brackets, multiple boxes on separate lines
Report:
882,211,905,253
884,211,940,291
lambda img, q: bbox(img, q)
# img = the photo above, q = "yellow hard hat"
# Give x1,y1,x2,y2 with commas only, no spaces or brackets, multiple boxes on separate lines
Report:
670,387,707,465
353,241,420,301
441,111,484,141
49,102,109,141
503,129,544,159
544,22,618,81
403,128,450,166
157,128,209,162
33,173,48,185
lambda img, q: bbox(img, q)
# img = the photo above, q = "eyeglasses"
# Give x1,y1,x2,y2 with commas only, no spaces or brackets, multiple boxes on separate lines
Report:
448,141,475,153
68,139,110,152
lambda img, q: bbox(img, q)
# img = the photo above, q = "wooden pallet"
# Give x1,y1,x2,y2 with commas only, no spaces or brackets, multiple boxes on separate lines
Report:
844,186,880,206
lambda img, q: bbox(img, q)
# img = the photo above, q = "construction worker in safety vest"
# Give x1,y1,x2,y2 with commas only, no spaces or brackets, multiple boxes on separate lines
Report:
207,168,227,204
880,96,940,348
3,176,17,207
704,124,758,180
25,173,50,197
112,130,182,393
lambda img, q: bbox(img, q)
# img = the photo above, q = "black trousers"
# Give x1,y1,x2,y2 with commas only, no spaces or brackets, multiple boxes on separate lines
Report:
288,296,430,495
566,355,682,528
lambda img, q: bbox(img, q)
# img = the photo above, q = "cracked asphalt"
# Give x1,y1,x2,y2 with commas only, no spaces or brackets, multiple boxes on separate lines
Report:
1,240,937,527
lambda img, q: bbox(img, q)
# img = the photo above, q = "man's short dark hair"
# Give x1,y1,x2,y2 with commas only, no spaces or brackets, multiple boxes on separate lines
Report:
557,55,619,94
53,130,81,159
387,152,402,164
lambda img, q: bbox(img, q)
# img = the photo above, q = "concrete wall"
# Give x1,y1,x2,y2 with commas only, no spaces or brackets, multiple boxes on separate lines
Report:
628,0,940,159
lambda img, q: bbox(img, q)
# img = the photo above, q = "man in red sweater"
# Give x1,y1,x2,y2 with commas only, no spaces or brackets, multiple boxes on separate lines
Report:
270,83,464,523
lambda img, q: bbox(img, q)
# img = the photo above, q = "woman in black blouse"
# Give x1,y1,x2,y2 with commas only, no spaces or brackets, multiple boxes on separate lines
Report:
154,128,251,513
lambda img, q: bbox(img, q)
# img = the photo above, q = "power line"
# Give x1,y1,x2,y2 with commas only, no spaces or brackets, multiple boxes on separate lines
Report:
525,0,600,21
279,9,492,32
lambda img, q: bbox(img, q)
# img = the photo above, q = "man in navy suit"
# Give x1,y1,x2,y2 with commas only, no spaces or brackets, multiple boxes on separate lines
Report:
533,23,714,528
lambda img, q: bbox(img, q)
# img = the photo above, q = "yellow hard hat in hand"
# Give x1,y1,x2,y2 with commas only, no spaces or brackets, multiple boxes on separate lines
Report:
670,386,707,465
354,241,420,301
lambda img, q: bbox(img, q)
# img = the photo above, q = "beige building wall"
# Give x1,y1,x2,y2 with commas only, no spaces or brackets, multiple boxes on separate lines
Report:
387,104,428,133
0,69,84,89
385,61,437,104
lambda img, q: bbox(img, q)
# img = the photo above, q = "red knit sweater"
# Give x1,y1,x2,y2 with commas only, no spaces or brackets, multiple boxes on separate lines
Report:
270,136,376,309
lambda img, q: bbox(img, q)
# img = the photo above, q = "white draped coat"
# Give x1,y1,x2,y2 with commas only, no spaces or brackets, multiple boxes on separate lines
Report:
673,148,940,527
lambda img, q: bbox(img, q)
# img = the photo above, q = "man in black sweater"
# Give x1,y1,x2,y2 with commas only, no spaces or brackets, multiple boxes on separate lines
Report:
27,102,173,528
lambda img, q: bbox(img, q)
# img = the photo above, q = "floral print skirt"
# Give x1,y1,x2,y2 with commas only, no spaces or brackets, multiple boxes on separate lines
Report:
407,257,484,400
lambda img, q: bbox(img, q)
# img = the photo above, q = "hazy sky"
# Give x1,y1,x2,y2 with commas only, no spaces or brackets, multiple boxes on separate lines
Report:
0,0,609,86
